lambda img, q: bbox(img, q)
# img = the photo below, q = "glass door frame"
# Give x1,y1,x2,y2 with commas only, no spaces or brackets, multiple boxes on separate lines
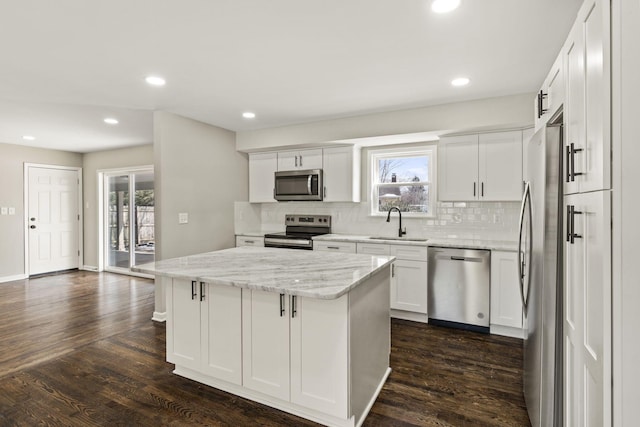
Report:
98,165,154,278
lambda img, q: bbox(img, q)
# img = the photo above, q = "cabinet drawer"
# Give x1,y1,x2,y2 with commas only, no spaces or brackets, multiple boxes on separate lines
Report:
236,236,264,247
389,245,428,261
313,241,356,253
357,243,390,256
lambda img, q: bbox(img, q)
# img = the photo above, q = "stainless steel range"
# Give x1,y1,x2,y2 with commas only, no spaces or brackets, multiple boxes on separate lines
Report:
264,214,331,250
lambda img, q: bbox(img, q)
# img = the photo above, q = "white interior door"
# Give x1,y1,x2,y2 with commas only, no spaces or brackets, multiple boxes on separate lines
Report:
27,166,80,275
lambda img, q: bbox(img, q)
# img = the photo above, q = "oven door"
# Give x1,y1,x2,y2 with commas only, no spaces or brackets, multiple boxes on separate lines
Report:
264,236,313,250
274,169,323,201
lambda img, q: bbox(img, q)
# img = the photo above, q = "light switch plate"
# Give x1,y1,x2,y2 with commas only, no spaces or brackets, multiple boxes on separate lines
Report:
8,207,15,215
178,212,189,224
0,207,7,215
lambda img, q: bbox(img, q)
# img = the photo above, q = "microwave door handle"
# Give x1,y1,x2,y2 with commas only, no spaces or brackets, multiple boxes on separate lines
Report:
307,175,312,195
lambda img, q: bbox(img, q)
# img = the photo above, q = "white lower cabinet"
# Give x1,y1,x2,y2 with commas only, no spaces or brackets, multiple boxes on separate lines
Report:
314,241,357,253
167,279,242,384
235,236,264,247
242,289,348,417
489,251,524,338
357,242,428,317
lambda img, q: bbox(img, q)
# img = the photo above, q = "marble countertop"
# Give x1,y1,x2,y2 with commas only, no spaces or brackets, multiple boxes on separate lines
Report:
132,246,394,300
313,234,518,252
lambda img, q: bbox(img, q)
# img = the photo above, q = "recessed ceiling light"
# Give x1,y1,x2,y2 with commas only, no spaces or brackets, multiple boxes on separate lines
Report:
104,118,119,125
22,135,35,141
242,112,256,119
451,77,470,87
145,75,166,86
432,0,461,14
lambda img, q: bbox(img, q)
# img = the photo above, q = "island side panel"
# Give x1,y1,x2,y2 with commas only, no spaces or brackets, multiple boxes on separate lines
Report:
348,265,392,423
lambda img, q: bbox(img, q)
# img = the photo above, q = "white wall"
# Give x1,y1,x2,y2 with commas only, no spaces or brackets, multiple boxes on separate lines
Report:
153,111,248,319
0,143,82,280
82,144,154,269
236,93,532,152
612,0,640,424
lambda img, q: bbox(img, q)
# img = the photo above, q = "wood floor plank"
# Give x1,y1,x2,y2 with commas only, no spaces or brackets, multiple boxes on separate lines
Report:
0,271,531,426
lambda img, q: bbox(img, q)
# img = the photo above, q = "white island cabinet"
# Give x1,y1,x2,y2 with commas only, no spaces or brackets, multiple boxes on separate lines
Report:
133,247,393,427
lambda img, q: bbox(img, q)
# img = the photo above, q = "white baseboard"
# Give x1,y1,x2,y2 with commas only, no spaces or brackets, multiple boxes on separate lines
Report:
81,265,99,272
0,274,28,283
152,311,167,322
490,324,525,339
390,309,429,323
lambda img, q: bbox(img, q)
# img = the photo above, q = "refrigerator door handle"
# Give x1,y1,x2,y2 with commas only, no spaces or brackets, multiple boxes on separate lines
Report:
517,182,532,314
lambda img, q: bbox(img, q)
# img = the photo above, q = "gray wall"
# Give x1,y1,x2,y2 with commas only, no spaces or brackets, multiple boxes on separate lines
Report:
0,143,82,279
236,93,532,152
82,144,154,268
154,111,248,260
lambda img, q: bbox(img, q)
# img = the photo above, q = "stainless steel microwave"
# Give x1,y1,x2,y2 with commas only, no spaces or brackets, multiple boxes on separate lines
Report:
274,169,323,201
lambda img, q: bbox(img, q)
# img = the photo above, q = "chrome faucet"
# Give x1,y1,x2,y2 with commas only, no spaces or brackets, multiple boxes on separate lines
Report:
386,207,407,238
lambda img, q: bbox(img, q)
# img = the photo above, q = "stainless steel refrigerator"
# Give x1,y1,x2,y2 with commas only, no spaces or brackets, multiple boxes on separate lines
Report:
518,118,564,427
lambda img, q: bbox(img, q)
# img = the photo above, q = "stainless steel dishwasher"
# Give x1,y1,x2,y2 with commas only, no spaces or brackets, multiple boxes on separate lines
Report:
427,247,491,333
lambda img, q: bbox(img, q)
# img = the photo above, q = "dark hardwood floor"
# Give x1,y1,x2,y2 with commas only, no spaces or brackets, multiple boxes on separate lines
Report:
0,271,530,426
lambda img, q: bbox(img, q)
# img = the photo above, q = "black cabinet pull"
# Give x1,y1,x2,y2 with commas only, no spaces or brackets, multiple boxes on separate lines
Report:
473,182,476,197
566,145,571,183
200,282,205,301
567,205,583,244
568,143,584,182
279,293,285,317
537,90,548,118
481,182,484,197
291,295,297,318
191,281,197,300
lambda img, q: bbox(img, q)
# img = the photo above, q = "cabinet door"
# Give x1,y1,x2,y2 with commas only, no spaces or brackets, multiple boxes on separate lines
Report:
167,279,201,370
564,0,610,194
478,131,523,201
564,191,611,427
489,251,522,329
242,290,290,401
546,53,565,120
438,135,479,201
390,259,428,313
322,146,361,202
278,149,323,170
249,152,277,203
201,283,242,385
290,295,349,418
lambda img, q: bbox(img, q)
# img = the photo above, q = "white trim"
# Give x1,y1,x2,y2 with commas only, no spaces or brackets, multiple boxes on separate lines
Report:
23,163,83,277
489,324,525,339
0,274,28,283
152,311,167,322
99,165,154,276
172,365,391,427
367,144,438,218
390,309,428,323
80,265,99,272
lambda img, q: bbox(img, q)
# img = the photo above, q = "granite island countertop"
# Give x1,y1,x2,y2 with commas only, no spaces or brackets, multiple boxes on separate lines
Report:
313,234,518,252
132,246,394,299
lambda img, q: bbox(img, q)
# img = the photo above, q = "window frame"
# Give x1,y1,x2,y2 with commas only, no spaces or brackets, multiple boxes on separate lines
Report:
368,144,438,218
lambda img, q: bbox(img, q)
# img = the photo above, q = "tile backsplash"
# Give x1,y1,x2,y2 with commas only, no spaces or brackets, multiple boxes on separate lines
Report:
235,200,521,242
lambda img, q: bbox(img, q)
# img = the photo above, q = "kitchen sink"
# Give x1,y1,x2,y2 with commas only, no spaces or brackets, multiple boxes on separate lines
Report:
369,236,428,242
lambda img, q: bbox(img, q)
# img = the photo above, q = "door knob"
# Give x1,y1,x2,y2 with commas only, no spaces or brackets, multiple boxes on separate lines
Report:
30,225,36,229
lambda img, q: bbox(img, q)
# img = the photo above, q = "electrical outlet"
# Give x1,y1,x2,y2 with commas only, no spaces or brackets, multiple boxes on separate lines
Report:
0,207,7,215
178,212,189,224
8,207,15,215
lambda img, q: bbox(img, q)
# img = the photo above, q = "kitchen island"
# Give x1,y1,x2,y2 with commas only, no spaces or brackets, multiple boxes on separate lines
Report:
133,246,394,427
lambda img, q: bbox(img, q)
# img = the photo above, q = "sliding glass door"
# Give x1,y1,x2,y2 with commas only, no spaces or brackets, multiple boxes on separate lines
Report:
104,169,154,274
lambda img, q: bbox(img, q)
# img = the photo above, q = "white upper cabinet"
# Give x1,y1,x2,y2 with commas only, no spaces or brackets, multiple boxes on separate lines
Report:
322,146,361,202
564,0,611,194
478,131,524,201
534,52,565,131
277,148,323,171
249,152,277,203
438,134,479,201
439,131,523,201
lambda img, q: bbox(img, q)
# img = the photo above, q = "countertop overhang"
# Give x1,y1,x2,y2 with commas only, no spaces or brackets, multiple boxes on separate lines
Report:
133,246,394,299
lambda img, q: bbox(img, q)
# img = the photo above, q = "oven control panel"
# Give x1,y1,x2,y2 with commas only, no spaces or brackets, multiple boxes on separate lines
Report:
285,214,331,227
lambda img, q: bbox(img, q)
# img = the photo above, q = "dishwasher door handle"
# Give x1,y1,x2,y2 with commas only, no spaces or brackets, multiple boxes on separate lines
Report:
435,254,484,263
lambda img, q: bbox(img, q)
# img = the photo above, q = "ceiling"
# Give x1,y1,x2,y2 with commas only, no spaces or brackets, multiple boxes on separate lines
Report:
0,0,582,153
